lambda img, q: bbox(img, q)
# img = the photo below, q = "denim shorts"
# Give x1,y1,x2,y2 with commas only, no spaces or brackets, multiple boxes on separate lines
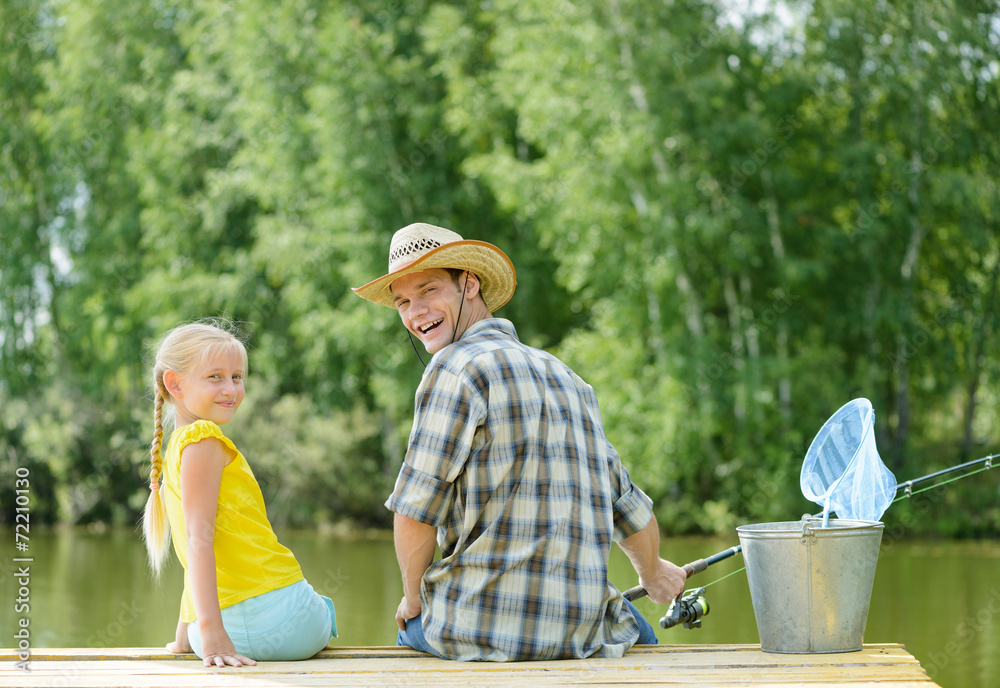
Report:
188,580,337,661
397,598,657,658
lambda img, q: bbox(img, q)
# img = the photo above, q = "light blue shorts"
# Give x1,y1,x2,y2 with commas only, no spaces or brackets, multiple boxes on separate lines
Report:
188,580,337,661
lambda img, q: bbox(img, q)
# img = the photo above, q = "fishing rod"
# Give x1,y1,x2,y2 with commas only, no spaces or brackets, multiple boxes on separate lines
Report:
622,546,742,629
893,452,996,500
620,452,997,630
623,545,742,602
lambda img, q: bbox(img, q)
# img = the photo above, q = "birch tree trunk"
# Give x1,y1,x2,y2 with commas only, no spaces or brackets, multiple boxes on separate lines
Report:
961,255,1000,458
891,4,927,465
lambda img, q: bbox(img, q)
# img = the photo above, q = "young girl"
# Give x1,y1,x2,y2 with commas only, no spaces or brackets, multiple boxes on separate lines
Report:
141,320,336,667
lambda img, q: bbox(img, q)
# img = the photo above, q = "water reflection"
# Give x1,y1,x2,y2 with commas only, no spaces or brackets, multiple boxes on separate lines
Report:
1,527,996,688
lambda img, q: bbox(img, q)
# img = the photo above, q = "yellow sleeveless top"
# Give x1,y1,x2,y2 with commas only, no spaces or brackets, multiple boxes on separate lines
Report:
162,420,303,622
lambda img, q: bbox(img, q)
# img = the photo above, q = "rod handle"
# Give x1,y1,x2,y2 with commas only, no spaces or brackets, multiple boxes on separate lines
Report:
622,546,742,602
622,563,696,601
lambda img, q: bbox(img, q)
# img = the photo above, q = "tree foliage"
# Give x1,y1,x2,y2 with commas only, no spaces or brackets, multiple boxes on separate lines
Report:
2,0,999,535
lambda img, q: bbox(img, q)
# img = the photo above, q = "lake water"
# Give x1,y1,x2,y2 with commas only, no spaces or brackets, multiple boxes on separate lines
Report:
2,526,997,688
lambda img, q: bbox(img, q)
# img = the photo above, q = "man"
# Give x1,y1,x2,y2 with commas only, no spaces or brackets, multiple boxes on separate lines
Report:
353,222,686,661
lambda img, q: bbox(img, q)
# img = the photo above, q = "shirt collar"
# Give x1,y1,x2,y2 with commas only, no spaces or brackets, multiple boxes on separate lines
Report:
461,317,519,342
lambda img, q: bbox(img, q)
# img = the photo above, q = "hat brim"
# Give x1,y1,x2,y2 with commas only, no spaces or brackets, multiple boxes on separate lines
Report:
352,240,516,312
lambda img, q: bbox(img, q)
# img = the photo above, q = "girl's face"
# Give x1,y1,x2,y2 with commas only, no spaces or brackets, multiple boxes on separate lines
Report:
166,348,246,427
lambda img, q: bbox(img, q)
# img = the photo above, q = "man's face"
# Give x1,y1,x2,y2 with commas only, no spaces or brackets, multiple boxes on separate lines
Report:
391,268,467,355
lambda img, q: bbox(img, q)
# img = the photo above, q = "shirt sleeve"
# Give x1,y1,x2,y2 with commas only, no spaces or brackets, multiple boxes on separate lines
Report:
580,376,654,541
606,438,654,542
385,361,486,527
175,420,240,459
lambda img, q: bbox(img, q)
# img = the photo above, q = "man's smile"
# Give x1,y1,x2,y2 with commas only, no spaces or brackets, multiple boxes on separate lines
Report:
419,319,444,334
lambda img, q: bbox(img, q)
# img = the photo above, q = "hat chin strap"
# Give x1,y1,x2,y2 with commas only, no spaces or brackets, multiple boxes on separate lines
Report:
449,271,470,348
406,330,426,366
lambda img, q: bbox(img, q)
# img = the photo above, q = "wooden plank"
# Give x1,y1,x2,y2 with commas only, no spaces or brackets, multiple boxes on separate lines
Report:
0,646,425,661
0,644,940,688
0,661,935,678
0,643,921,664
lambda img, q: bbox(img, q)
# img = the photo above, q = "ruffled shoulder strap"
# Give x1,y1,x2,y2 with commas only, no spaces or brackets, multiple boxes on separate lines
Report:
173,420,240,459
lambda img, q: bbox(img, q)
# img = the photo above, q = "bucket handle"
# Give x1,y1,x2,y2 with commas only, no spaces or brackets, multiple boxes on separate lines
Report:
801,519,818,545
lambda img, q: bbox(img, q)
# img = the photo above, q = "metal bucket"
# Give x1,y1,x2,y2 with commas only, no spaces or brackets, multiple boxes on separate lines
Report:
736,518,883,653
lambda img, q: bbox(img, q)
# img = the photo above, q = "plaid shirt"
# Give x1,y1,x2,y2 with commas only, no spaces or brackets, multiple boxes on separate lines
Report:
386,318,654,661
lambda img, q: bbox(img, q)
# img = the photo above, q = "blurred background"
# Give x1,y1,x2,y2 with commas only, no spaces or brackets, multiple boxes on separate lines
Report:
2,0,999,536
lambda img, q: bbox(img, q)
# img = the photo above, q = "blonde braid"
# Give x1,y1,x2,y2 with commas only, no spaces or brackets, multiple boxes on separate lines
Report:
150,388,164,487
142,384,171,576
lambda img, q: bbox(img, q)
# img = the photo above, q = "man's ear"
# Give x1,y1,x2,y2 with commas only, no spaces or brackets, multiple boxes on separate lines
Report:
464,271,482,300
163,369,184,399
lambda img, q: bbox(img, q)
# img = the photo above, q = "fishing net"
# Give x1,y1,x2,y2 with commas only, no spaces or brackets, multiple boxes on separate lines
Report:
800,398,897,523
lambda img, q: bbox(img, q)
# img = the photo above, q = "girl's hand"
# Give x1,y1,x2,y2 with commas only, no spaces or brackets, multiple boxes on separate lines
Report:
166,639,192,654
198,622,256,668
166,620,192,654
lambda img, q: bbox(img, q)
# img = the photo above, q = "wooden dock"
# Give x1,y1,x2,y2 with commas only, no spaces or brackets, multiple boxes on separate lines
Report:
1,644,940,687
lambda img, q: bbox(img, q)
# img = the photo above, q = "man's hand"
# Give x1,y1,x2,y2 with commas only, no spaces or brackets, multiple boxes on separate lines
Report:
392,513,436,631
395,595,422,631
637,558,686,605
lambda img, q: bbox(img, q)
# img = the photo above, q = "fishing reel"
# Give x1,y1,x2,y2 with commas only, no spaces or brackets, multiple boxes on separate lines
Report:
659,587,710,629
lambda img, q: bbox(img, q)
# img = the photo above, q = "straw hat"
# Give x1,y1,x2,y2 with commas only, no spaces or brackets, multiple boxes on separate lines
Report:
353,223,517,312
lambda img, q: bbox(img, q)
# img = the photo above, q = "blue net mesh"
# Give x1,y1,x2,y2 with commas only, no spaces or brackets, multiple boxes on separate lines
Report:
800,398,897,522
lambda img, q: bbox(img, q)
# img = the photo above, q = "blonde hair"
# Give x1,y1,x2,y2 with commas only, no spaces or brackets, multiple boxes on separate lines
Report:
141,318,249,576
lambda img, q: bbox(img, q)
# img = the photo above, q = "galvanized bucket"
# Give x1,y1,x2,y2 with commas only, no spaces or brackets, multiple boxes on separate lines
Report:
736,518,883,653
